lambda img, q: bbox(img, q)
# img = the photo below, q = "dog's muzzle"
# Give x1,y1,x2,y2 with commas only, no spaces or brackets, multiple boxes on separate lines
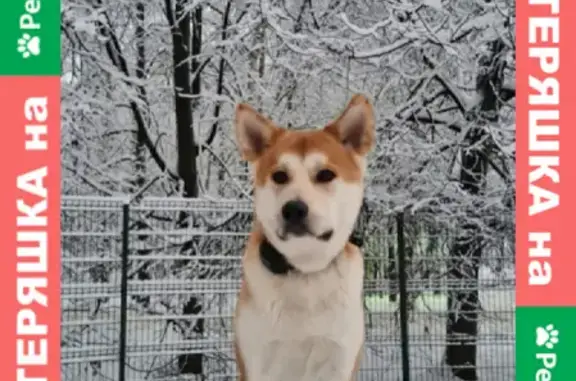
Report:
279,199,333,241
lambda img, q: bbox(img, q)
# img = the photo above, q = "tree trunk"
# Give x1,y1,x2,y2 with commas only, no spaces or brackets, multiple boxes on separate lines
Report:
208,0,232,195
170,0,198,198
134,2,147,190
167,0,203,375
445,161,483,381
445,39,505,381
387,220,397,302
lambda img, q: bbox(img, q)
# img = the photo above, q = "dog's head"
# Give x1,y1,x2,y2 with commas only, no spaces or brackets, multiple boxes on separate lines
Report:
234,95,375,273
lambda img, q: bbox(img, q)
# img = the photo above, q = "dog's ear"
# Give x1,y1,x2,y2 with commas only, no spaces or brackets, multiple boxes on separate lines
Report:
234,104,280,161
324,94,375,155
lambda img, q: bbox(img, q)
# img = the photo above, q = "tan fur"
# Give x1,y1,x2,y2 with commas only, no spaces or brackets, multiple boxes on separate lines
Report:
233,95,374,381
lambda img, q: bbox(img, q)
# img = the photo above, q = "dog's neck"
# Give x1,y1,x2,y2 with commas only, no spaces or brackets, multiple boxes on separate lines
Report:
259,238,297,275
259,231,364,276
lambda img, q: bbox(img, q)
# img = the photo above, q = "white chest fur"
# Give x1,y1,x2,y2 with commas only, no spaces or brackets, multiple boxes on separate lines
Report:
235,254,364,381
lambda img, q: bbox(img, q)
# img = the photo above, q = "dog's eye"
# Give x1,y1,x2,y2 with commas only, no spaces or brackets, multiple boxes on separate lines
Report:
271,170,289,184
316,169,336,183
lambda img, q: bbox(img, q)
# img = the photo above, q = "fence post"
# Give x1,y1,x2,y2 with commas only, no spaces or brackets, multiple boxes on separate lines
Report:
396,211,410,381
118,202,130,381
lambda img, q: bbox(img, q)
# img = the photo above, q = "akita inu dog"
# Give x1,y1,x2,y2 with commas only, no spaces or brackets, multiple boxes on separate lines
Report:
233,94,375,381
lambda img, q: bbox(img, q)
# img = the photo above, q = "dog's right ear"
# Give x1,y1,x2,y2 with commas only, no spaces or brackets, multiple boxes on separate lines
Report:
234,104,279,162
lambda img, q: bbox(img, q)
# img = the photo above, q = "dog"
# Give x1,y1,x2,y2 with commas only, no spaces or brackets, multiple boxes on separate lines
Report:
232,94,375,381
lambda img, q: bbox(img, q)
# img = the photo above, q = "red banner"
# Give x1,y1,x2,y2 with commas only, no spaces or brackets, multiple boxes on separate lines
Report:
516,0,576,306
0,76,60,381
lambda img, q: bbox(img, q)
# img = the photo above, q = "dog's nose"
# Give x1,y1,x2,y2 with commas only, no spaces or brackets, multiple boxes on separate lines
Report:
281,200,309,224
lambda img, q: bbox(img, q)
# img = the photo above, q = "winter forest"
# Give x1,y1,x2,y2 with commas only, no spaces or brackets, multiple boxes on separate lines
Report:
61,0,516,380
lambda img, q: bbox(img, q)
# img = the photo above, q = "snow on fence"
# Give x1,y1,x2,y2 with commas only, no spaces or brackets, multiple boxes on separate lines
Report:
61,196,515,381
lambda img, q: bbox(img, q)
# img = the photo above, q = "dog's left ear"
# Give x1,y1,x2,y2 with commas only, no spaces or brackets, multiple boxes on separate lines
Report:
324,94,375,155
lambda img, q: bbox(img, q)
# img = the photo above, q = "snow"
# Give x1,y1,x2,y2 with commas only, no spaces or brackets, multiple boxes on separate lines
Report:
60,0,517,379
422,0,444,11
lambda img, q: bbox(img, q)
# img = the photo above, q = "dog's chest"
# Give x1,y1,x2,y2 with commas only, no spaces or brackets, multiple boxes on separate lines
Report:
236,268,363,381
260,335,352,381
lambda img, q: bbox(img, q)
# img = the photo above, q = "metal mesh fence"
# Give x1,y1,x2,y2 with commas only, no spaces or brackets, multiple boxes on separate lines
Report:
61,196,515,381
61,197,127,380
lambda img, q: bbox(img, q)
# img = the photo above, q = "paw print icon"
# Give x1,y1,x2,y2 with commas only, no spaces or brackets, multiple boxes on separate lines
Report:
17,33,41,59
536,324,559,350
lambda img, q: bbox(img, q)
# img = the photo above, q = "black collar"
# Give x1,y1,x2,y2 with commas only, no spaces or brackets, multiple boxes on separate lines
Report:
259,238,297,275
259,231,364,276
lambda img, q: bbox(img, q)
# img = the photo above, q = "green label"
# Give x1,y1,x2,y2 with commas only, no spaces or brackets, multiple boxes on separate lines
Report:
517,307,576,381
0,0,60,75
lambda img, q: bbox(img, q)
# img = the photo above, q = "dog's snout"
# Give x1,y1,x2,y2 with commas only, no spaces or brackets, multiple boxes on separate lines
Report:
282,200,309,223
